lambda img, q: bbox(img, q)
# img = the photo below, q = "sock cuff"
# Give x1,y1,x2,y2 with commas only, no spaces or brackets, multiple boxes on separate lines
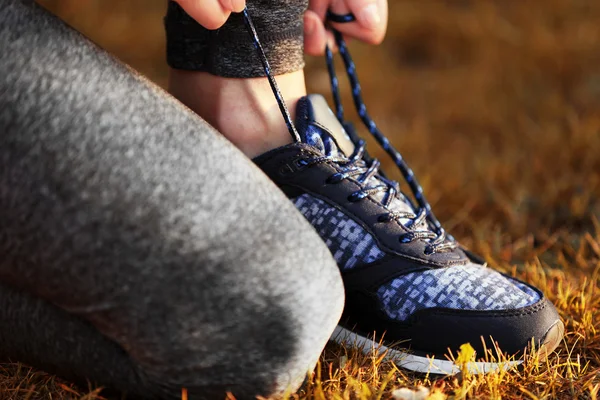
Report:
164,1,306,78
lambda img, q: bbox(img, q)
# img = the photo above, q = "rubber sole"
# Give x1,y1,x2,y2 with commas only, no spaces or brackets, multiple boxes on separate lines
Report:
330,320,565,375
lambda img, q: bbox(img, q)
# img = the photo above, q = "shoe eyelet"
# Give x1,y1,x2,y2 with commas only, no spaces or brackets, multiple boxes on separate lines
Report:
294,158,309,168
348,191,367,202
378,214,391,223
326,173,344,184
399,234,412,244
423,246,435,255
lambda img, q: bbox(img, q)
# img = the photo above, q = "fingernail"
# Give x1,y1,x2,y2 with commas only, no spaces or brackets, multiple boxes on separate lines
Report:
225,0,244,12
231,0,245,11
359,4,381,30
304,17,315,35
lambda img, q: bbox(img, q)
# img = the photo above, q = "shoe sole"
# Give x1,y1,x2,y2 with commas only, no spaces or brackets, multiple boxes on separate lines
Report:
330,320,564,375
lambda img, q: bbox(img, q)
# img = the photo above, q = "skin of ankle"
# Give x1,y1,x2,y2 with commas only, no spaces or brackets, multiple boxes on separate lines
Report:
168,69,307,158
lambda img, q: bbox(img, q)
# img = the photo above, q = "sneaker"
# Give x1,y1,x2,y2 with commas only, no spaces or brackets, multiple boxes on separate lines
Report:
254,94,563,374
243,10,564,374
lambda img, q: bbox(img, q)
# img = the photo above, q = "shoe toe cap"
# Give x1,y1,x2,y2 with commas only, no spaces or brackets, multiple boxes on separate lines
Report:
403,294,563,359
344,263,563,360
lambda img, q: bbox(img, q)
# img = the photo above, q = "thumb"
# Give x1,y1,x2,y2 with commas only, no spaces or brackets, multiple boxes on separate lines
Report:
173,0,244,30
304,10,328,56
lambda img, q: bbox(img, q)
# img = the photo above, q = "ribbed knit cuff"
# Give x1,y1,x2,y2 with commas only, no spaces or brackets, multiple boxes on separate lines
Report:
165,2,306,78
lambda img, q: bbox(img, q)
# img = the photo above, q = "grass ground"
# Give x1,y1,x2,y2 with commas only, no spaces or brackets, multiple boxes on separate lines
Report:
3,0,600,398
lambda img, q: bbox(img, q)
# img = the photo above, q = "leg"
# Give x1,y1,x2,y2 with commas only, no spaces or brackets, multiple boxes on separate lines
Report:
0,283,147,397
165,0,308,157
0,1,344,398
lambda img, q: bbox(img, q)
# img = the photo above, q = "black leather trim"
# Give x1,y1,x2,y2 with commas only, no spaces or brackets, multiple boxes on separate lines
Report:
342,255,437,292
279,184,305,199
463,247,486,265
341,290,560,358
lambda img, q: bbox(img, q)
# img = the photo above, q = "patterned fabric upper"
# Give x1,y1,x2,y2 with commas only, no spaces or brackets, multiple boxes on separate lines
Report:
293,194,386,270
293,194,541,322
377,264,541,321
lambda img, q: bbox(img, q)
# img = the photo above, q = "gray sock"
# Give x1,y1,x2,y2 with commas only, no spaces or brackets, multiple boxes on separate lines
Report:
165,0,308,77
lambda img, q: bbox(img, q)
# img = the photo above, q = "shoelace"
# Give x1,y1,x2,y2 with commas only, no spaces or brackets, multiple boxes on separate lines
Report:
303,141,443,249
242,9,456,254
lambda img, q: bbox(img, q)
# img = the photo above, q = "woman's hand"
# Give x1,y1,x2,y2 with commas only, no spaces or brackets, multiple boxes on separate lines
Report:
172,0,245,30
304,0,388,55
170,0,387,55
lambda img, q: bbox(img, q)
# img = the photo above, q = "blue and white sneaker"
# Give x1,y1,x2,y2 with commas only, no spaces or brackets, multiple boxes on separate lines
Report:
243,9,564,374
254,94,563,374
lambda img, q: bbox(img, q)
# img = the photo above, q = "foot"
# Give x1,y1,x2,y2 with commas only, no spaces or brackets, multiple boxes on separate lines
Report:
169,69,305,158
254,94,564,374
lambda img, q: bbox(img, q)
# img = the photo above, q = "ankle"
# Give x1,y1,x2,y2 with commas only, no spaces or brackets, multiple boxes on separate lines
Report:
168,69,306,158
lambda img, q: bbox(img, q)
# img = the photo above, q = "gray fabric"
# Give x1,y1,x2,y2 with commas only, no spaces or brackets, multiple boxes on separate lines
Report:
165,0,307,77
0,282,149,397
0,1,344,399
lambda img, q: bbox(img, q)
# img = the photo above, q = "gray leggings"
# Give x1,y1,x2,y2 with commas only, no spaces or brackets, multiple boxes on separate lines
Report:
0,1,344,398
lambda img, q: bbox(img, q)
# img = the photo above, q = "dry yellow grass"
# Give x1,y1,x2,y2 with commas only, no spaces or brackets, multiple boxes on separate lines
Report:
2,0,600,398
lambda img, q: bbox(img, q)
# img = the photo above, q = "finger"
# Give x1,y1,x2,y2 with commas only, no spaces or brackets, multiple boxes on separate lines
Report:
345,0,381,31
173,0,231,30
219,0,246,13
330,0,387,45
304,10,328,56
325,30,339,53
308,0,329,20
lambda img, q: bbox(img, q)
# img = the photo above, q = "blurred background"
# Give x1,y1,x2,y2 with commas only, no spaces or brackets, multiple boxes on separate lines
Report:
36,0,600,268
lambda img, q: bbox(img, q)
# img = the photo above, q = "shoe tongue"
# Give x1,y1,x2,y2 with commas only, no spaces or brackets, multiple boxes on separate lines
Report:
295,95,429,231
295,95,356,157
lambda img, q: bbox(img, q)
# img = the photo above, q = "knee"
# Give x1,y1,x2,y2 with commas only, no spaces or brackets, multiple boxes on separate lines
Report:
126,214,345,399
